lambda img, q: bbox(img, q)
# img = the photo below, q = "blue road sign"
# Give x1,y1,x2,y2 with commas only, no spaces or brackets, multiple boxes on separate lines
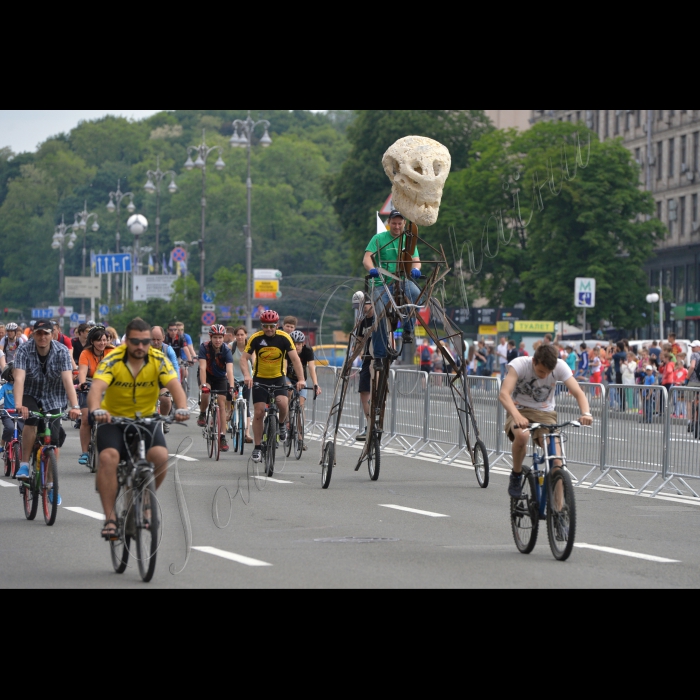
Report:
219,306,232,320
99,305,110,316
32,309,53,320
202,291,215,304
95,254,132,274
70,313,80,323
579,292,593,307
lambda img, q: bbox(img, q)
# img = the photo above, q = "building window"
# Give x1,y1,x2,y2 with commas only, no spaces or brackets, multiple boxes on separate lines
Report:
680,196,687,237
657,142,664,180
669,138,675,179
693,194,698,228
676,266,686,304
682,135,688,170
688,264,697,304
604,110,610,138
694,132,699,172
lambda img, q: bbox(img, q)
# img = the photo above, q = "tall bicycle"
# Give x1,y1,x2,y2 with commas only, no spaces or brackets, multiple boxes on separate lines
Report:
511,421,581,562
19,411,65,527
1,409,22,479
104,415,172,583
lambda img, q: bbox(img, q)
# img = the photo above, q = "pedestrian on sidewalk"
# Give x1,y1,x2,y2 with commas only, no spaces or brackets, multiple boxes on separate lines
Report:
642,366,657,423
497,337,509,380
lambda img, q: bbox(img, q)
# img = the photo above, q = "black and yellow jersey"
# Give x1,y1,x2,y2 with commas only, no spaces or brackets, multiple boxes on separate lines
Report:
245,331,295,380
93,344,178,418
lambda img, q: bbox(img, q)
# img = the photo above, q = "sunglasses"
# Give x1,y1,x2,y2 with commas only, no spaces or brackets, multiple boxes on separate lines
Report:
128,338,152,347
262,324,277,330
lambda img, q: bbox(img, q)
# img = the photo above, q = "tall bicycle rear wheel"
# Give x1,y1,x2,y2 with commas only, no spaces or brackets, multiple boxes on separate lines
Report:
264,416,277,478
367,434,381,482
321,442,334,489
294,406,305,461
511,471,539,555
135,471,159,583
473,440,490,489
42,450,59,527
110,486,130,575
547,469,577,562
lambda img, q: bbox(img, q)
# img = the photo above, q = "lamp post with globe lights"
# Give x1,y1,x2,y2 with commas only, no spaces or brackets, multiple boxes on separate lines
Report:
106,180,136,304
144,156,178,273
126,214,149,301
52,216,78,308
72,201,100,314
230,111,272,332
184,130,225,295
647,292,663,340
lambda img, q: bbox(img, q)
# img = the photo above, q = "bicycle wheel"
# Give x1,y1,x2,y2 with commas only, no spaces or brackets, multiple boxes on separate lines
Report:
285,407,295,458
238,405,247,457
206,407,215,459
547,469,577,562
231,405,240,452
22,475,39,521
367,434,381,482
3,449,10,478
294,407,305,461
182,377,189,398
135,473,159,583
321,442,334,489
12,446,21,480
265,416,277,478
42,450,59,527
110,487,130,575
473,440,490,489
511,471,539,555
213,405,221,462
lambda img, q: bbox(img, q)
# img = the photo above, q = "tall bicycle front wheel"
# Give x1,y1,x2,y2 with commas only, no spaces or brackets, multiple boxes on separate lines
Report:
367,434,381,482
264,416,277,478
321,442,334,489
511,471,539,555
473,440,490,489
547,469,577,562
135,471,159,583
42,450,59,527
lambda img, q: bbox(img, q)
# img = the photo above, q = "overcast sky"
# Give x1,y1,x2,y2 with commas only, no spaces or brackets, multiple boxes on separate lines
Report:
0,110,324,154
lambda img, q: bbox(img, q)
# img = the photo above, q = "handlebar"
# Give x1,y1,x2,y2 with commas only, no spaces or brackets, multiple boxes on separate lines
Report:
515,421,588,432
201,388,230,396
109,415,183,427
28,411,68,420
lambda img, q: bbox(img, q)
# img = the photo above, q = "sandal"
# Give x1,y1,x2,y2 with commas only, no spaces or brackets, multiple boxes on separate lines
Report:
101,520,120,542
245,436,254,444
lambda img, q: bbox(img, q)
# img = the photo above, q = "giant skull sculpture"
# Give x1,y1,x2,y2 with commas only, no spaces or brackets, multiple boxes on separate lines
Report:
382,136,452,227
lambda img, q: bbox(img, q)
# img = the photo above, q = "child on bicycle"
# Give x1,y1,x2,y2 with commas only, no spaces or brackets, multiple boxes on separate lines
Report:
0,363,22,453
499,345,593,499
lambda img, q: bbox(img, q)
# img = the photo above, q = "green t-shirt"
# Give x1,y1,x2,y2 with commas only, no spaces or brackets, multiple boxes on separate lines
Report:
366,230,420,278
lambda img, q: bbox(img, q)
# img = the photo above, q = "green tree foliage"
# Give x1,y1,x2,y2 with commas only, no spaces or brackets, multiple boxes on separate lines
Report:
330,110,492,265
440,122,664,330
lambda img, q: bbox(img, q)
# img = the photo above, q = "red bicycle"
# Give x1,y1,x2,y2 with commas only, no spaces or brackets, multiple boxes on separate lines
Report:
2,409,22,479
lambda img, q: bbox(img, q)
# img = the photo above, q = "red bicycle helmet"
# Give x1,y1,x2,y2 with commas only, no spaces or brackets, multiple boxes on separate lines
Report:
210,324,226,336
260,310,280,324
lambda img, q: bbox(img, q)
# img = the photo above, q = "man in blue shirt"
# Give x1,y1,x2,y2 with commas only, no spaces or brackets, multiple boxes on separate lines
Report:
198,325,235,453
575,343,589,380
0,363,22,454
642,365,657,423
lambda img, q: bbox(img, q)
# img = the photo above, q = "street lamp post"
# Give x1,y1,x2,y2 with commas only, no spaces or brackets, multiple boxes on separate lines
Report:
52,216,78,311
647,292,663,339
185,130,225,296
230,111,272,332
145,156,178,273
106,179,136,304
72,201,100,314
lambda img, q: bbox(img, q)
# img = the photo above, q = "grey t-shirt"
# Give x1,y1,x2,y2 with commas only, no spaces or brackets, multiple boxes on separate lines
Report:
508,357,573,412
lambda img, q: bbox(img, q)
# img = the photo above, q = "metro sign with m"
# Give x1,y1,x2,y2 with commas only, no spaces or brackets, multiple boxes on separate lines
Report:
575,278,596,309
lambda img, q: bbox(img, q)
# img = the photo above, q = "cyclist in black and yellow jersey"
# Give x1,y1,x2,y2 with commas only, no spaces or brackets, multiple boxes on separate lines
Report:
240,310,306,464
87,318,190,540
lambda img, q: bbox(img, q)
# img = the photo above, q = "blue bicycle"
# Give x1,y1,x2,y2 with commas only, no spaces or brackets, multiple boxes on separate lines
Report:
511,421,581,562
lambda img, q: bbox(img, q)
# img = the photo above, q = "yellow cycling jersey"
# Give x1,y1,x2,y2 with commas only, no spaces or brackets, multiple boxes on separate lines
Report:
245,330,295,380
93,344,178,418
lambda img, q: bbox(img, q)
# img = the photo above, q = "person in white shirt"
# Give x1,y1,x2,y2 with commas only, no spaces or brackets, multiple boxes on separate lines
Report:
500,345,593,499
497,337,509,380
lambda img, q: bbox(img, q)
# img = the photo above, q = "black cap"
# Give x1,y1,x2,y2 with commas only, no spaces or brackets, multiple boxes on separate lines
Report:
33,320,53,334
388,210,405,220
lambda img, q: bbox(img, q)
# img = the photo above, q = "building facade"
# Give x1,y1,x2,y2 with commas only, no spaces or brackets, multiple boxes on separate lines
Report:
531,110,700,339
486,110,531,131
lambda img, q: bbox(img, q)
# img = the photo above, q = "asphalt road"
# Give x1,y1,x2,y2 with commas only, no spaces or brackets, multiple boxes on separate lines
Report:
1,416,699,589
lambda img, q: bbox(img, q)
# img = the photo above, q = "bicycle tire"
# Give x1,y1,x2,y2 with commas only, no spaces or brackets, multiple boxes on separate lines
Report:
3,450,10,478
231,405,239,452
212,406,221,462
511,472,539,555
285,406,295,458
473,440,490,489
547,469,577,562
42,450,59,527
321,442,334,489
265,416,277,478
182,377,189,398
238,405,247,457
89,443,98,475
367,435,381,482
294,407,304,461
13,446,21,480
206,406,215,459
135,473,159,583
110,487,130,575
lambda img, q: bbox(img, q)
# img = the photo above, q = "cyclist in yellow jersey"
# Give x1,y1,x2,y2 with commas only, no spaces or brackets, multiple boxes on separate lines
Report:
240,310,305,464
87,318,190,540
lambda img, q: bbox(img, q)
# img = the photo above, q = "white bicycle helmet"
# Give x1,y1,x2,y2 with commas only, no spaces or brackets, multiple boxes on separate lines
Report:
290,331,306,344
5,323,18,331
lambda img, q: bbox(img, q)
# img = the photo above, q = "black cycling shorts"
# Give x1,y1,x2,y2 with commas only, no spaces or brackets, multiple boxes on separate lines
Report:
206,374,229,395
253,377,287,405
23,396,66,447
96,422,167,462
359,357,372,394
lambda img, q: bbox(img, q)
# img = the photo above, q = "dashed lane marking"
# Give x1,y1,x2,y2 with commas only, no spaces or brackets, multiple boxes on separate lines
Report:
0,480,16,488
575,544,680,564
252,476,295,485
192,546,273,568
64,507,105,521
169,454,199,463
379,504,449,518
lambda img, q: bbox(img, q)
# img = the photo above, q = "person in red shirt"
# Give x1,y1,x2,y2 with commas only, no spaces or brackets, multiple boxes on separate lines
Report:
674,361,689,419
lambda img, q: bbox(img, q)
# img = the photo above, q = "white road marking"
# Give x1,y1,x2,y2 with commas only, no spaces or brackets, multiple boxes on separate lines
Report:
575,544,680,564
168,454,199,463
379,504,449,518
193,546,272,567
253,476,294,485
64,507,105,521
0,480,16,488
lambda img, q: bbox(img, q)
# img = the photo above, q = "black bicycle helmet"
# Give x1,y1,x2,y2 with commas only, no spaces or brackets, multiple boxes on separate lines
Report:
1,362,14,384
87,326,108,347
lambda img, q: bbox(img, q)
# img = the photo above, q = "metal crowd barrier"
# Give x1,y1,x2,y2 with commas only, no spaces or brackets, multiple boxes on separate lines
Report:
304,370,700,499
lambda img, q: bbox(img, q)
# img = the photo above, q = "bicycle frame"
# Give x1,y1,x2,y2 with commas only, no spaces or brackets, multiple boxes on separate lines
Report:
527,428,569,519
